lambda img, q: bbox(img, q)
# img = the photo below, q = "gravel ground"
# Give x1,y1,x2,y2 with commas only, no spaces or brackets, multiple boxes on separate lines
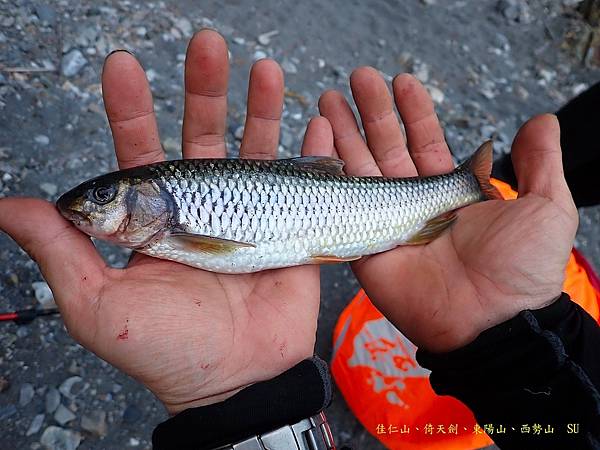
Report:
1,0,599,449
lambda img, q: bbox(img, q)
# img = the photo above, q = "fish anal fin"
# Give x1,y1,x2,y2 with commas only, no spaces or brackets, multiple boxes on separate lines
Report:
290,156,345,176
405,212,457,245
311,254,361,264
458,140,503,200
169,232,255,255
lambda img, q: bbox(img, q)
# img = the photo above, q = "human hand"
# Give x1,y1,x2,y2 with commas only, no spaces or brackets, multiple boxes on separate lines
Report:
0,30,335,414
318,67,578,352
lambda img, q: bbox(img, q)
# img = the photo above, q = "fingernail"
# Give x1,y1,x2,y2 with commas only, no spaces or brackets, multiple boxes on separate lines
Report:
105,49,133,60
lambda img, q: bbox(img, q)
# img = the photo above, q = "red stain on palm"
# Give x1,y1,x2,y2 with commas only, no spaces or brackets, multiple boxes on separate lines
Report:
117,319,129,340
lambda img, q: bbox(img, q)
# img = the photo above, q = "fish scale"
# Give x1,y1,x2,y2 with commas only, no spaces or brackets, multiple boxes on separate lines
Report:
138,157,484,273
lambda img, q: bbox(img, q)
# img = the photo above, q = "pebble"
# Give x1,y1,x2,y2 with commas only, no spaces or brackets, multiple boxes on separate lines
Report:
128,437,140,447
281,58,298,75
234,125,245,140
26,414,45,436
162,137,180,154
54,404,76,426
232,36,246,45
426,85,445,104
61,50,88,77
81,410,107,436
58,376,82,399
45,388,61,414
0,404,17,421
0,376,9,392
32,281,56,309
34,135,50,146
35,4,57,25
40,426,81,450
257,30,279,46
572,83,588,96
280,128,294,148
253,50,267,61
19,383,35,407
173,17,193,36
122,404,142,424
40,182,58,197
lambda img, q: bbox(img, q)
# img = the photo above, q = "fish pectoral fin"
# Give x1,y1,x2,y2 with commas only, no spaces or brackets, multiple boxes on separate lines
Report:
290,156,345,176
168,233,256,255
311,254,362,263
405,211,457,245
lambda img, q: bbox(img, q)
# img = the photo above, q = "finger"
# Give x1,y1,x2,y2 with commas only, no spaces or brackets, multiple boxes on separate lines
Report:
393,74,454,176
300,116,335,158
102,51,164,169
182,30,229,159
240,59,283,160
511,114,574,210
318,90,381,176
350,67,417,177
0,198,105,324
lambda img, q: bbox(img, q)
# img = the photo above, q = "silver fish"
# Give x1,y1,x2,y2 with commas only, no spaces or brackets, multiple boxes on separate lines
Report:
56,141,500,273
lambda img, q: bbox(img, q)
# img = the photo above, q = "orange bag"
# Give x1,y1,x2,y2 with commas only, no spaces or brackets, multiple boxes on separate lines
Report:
331,179,600,449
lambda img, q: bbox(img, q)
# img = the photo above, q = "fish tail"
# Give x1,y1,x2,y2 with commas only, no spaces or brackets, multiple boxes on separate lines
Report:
458,140,503,200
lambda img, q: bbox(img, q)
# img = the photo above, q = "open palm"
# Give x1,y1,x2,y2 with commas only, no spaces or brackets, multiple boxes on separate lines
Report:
0,30,335,414
318,68,578,352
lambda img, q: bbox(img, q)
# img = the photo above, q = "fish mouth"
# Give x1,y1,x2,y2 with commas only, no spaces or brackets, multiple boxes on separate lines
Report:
59,208,91,227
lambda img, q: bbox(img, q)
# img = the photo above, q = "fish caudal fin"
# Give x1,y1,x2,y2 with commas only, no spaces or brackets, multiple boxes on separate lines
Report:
458,140,503,200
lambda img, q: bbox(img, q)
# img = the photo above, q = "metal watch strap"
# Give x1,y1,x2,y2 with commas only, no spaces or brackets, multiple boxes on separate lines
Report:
214,412,335,450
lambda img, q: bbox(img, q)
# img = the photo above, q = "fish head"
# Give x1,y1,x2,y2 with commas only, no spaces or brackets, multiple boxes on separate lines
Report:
57,170,173,248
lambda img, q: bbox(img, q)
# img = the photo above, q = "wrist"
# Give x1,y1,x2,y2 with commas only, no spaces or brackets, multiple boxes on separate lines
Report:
153,356,333,449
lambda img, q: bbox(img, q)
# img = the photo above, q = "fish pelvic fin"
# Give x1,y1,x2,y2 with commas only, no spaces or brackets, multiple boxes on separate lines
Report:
405,211,457,245
168,232,256,255
458,140,503,200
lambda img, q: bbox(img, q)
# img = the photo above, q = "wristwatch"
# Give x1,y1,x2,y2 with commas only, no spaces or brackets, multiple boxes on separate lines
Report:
214,412,336,450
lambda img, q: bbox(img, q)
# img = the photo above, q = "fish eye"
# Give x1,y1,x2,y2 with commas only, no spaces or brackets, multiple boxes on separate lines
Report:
91,185,117,205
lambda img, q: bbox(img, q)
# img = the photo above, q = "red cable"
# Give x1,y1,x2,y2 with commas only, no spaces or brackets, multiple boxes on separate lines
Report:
0,312,18,322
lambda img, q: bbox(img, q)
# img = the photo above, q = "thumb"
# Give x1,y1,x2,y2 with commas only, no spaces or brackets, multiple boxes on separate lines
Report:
511,114,575,213
0,197,105,323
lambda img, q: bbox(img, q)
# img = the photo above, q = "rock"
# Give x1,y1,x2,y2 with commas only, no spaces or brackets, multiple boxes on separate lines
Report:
27,414,45,436
128,437,140,447
19,383,35,406
426,85,445,104
46,388,61,414
111,383,122,394
34,135,50,146
232,36,246,45
16,326,30,338
54,404,76,425
253,50,267,61
122,404,142,424
0,376,9,392
81,410,107,437
281,58,298,75
0,404,17,421
32,281,56,309
40,182,58,197
61,50,88,77
257,30,279,46
173,17,193,36
280,128,294,148
58,376,82,399
162,137,180,154
35,4,57,25
572,83,588,96
496,0,532,23
40,426,81,450
413,61,429,83
480,124,497,138
233,125,244,140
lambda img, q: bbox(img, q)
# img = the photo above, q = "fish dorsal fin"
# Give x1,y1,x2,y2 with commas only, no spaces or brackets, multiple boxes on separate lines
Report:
289,156,345,176
405,211,457,245
168,232,255,255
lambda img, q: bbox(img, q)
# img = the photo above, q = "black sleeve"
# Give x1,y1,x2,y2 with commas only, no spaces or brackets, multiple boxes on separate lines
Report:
152,356,332,450
416,293,600,449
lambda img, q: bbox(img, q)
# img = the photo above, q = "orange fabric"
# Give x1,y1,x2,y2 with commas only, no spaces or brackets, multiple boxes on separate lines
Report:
331,179,600,449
